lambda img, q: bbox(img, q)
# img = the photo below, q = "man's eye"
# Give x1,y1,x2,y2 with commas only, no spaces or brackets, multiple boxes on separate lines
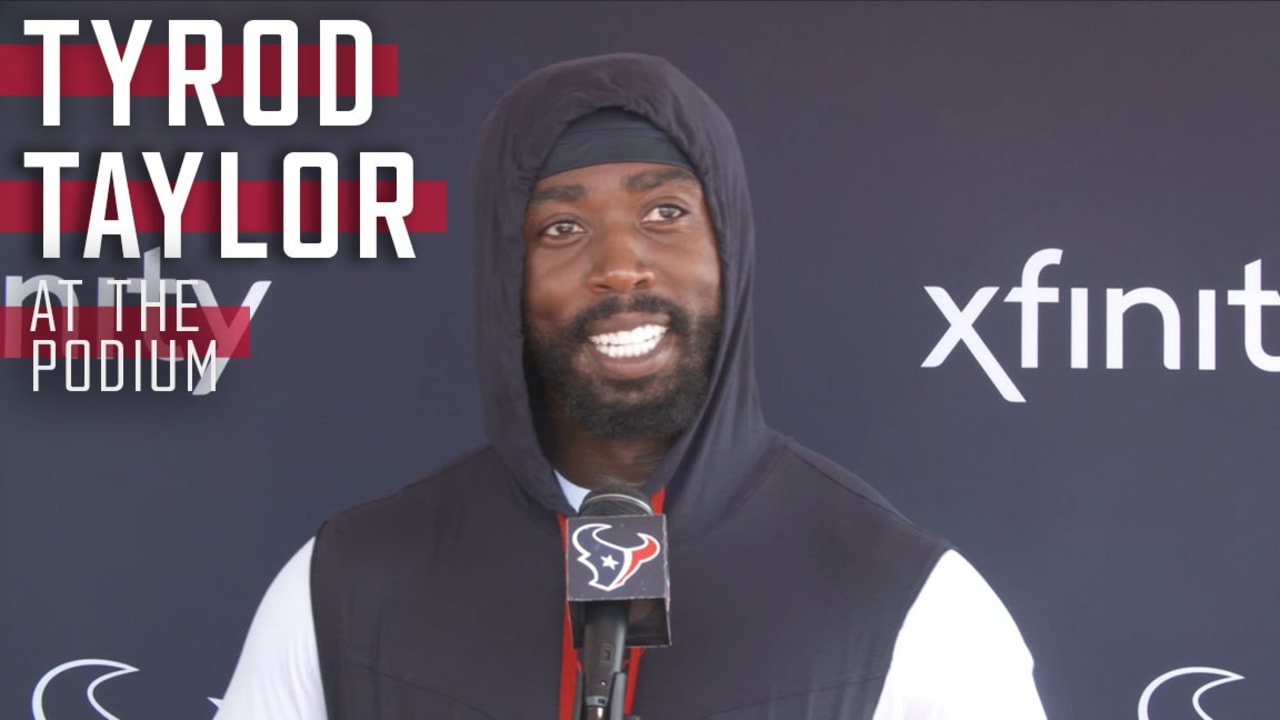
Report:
643,204,688,223
541,220,583,238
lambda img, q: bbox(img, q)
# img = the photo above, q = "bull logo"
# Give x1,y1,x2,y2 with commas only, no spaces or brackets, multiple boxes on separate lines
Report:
571,522,661,592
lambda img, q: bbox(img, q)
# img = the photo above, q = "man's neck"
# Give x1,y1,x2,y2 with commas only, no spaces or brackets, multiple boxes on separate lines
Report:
548,411,671,490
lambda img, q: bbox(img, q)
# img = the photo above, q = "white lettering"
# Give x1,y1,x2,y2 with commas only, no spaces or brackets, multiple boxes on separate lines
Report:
319,20,373,126
283,152,339,258
23,152,79,258
168,20,224,126
30,280,56,331
359,152,415,258
244,20,299,126
922,286,1025,403
67,340,92,391
1227,259,1280,372
85,152,140,259
91,20,151,126
175,280,199,332
142,152,202,258
922,249,1280,401
1004,248,1062,369
1105,288,1181,370
189,341,217,392
1070,287,1088,369
1198,290,1216,371
219,152,265,258
32,340,57,391
24,20,79,126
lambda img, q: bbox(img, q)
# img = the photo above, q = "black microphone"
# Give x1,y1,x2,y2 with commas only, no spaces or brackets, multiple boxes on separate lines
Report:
566,485,670,720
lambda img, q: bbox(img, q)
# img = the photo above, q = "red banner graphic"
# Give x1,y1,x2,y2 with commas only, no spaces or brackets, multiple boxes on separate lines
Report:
0,44,398,96
1,306,252,358
0,179,447,233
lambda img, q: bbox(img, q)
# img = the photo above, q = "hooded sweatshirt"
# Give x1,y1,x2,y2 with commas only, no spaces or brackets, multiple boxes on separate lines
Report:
215,54,1045,720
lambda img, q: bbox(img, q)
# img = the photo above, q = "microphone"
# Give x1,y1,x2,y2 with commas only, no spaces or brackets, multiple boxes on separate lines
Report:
566,485,671,720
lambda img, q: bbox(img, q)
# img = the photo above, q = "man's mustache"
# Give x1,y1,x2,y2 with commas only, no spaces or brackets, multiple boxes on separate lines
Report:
567,294,692,341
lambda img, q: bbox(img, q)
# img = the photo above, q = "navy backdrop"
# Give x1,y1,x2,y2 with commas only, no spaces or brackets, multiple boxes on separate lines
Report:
2,3,1277,719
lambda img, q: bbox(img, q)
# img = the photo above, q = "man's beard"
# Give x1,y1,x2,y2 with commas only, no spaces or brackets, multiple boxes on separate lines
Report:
525,294,721,440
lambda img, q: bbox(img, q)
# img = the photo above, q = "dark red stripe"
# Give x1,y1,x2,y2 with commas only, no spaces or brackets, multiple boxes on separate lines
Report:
2,306,251,358
0,44,397,96
0,179,446,234
557,520,580,720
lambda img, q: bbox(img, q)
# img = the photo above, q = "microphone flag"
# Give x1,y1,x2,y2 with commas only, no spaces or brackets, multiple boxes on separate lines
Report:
565,513,671,648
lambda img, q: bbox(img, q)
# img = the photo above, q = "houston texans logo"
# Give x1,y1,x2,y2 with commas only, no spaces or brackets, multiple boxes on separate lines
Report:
1138,666,1244,720
571,522,661,592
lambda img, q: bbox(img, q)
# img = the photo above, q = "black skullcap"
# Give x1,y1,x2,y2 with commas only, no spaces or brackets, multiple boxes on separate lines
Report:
537,108,694,180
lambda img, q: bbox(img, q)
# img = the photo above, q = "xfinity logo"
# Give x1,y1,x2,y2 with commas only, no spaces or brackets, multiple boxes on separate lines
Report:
922,249,1280,402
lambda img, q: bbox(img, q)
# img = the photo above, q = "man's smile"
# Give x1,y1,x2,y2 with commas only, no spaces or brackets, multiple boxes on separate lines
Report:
590,324,668,357
584,318,676,377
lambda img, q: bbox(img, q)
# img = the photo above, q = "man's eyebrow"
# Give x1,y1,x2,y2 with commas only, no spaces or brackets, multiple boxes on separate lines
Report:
527,183,586,210
624,167,700,193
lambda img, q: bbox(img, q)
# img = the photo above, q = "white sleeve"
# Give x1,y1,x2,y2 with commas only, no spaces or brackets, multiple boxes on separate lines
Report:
213,539,327,720
872,550,1047,720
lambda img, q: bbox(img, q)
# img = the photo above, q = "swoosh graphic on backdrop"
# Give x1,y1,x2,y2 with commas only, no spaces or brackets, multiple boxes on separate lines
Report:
31,658,139,720
1138,666,1244,720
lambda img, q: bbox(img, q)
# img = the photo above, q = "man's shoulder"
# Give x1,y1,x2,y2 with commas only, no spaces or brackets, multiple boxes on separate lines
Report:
771,437,946,548
316,444,508,554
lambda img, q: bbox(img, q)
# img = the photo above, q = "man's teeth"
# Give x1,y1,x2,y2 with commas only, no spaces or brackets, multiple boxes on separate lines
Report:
589,324,668,359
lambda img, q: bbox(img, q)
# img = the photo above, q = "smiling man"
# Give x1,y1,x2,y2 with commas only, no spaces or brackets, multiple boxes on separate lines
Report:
215,55,1046,720
523,123,723,485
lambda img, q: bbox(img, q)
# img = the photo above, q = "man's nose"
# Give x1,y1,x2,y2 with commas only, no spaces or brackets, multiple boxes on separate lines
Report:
589,224,654,294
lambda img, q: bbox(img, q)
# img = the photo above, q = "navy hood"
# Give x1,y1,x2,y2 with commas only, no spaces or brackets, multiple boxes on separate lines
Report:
473,54,776,536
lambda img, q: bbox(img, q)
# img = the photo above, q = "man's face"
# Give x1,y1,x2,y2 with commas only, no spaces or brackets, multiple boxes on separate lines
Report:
522,161,722,439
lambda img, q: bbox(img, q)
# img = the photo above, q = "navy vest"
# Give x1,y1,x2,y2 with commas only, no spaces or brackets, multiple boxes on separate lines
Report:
311,438,946,720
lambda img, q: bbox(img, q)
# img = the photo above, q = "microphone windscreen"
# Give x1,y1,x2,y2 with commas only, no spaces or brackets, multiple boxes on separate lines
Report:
579,485,652,518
